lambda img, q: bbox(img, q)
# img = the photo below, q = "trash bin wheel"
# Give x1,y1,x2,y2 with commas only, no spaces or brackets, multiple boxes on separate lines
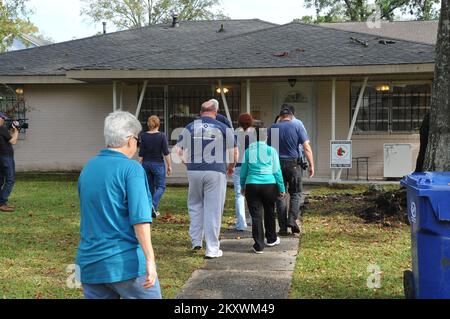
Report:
403,270,415,299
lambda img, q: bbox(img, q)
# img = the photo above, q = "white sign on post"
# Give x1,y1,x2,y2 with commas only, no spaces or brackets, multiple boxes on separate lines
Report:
331,140,352,168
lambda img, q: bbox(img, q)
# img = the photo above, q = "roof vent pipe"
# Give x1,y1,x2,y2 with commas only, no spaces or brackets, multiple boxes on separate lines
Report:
102,22,107,34
172,13,180,28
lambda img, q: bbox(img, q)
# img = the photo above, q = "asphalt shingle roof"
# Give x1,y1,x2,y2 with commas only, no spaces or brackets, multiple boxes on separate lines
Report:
0,19,275,76
0,19,436,76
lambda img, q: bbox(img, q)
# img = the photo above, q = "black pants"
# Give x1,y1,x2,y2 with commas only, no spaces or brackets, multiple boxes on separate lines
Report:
245,184,278,251
276,159,303,233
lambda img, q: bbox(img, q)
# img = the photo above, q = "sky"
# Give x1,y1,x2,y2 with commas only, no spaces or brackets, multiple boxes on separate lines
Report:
29,0,315,42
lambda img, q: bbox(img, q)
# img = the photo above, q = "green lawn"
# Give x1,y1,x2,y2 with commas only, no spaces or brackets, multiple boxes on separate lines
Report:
0,176,410,299
0,174,235,299
290,185,411,299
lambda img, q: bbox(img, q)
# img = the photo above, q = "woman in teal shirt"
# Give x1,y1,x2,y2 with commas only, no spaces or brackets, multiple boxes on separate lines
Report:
240,127,285,254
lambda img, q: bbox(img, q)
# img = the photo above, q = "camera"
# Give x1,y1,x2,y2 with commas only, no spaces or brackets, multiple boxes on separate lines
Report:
298,155,308,170
6,119,29,132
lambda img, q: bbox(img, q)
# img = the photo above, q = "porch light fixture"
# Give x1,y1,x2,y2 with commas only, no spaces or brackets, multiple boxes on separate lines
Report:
288,78,297,88
15,87,24,95
376,84,390,92
216,87,229,94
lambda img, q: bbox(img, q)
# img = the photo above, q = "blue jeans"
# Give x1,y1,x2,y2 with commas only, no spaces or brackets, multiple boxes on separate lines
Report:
232,166,247,231
142,162,166,211
83,276,162,299
0,156,15,206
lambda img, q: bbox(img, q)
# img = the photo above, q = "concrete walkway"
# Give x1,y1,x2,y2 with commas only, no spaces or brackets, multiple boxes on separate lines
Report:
176,228,300,299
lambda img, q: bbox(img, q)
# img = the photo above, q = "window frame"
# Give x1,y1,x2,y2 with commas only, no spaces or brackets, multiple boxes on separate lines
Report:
350,80,432,135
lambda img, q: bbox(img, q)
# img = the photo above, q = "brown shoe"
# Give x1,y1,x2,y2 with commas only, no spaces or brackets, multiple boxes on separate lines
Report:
0,205,14,212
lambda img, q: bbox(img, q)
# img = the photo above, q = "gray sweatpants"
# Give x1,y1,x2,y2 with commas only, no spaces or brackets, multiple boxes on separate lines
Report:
187,170,227,257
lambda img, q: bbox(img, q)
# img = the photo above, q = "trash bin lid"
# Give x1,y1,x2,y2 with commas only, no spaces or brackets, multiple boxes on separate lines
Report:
402,172,450,189
402,172,450,222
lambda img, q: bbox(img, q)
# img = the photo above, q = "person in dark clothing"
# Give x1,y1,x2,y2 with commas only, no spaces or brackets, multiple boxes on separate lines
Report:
0,112,18,212
268,108,314,236
216,113,232,128
415,113,430,173
139,116,172,215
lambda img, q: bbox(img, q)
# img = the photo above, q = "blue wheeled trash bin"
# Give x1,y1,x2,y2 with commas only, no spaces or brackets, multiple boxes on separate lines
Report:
401,172,450,299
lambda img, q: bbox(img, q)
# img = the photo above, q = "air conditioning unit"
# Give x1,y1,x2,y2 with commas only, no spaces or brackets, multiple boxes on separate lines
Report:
384,143,413,178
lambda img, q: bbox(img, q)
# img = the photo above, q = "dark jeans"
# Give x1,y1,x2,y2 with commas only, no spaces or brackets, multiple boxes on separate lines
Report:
245,184,278,252
276,159,303,233
0,156,15,206
142,161,166,211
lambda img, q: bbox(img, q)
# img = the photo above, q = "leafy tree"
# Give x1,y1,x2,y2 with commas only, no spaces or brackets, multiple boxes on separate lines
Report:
0,0,37,52
403,0,441,20
423,0,450,170
81,0,228,30
301,0,440,22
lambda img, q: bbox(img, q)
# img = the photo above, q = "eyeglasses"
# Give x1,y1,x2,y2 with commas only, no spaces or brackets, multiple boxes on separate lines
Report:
128,135,140,147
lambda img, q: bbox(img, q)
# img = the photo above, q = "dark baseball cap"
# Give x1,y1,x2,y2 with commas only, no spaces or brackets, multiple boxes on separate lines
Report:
279,108,293,116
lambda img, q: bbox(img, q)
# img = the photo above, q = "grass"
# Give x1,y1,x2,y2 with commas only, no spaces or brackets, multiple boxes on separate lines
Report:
1,175,411,299
290,185,411,299
0,174,236,299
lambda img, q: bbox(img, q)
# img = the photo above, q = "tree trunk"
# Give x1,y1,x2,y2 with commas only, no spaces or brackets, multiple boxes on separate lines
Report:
424,0,450,171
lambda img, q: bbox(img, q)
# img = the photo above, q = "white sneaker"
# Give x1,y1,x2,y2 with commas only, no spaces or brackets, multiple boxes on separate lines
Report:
205,249,223,259
266,237,281,247
253,247,264,254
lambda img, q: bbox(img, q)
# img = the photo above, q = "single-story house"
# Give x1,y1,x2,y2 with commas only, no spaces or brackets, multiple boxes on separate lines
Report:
0,18,437,180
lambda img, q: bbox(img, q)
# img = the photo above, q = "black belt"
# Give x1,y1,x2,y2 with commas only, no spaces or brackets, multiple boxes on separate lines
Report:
280,158,297,164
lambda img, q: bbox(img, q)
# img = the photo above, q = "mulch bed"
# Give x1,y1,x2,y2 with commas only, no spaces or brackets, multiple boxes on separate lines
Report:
307,186,408,227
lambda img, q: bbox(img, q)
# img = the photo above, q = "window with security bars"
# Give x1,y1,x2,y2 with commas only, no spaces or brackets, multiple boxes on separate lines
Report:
138,84,241,144
351,82,431,133
0,85,28,139
138,86,165,133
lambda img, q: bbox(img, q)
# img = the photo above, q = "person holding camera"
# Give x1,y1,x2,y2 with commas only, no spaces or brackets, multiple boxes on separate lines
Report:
0,113,18,212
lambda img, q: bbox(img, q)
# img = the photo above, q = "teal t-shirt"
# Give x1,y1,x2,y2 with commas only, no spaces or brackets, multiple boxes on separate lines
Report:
240,142,286,193
76,149,153,284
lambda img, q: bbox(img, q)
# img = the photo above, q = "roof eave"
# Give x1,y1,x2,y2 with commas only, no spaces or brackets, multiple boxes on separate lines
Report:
66,63,435,81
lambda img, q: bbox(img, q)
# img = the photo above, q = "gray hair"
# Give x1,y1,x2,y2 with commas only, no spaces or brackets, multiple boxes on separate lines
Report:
201,99,219,113
104,111,142,148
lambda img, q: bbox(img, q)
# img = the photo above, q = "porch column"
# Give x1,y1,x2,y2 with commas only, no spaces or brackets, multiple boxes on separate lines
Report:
135,80,148,118
113,81,117,112
331,78,336,181
218,80,233,129
336,76,369,180
246,79,251,114
119,82,124,111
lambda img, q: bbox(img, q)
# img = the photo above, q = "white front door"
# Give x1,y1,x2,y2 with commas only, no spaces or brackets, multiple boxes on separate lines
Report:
273,82,315,140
